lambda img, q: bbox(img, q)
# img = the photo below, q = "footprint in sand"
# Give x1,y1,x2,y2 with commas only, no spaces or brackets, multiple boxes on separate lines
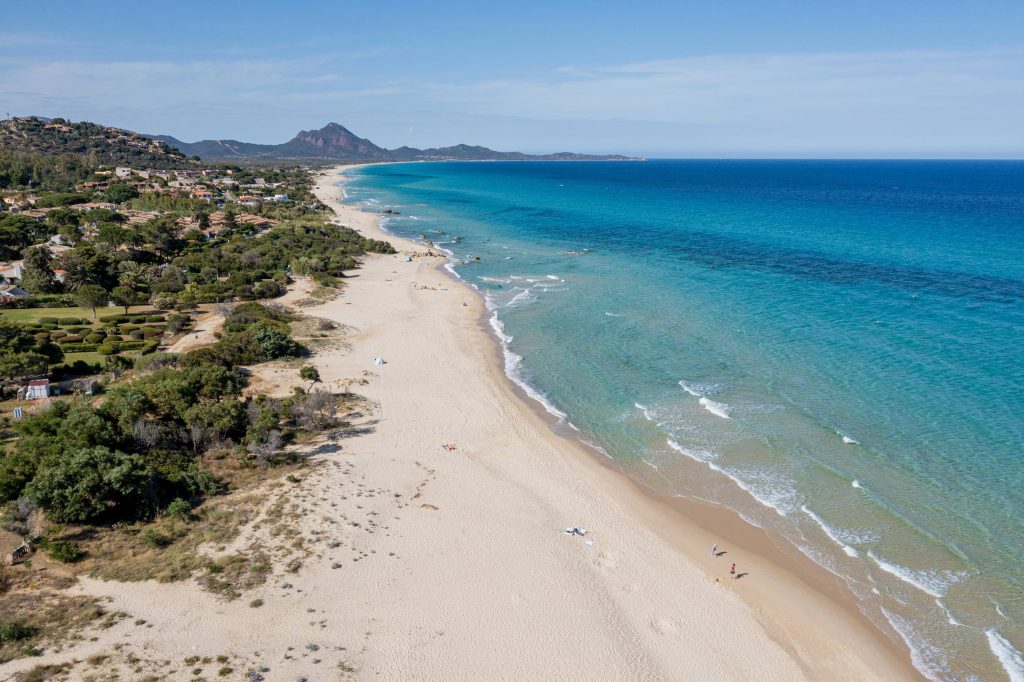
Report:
650,617,680,637
596,551,618,570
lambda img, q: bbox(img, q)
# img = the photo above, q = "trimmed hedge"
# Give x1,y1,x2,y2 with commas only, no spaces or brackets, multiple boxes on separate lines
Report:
39,317,58,325
85,333,105,343
58,335,83,344
59,317,87,326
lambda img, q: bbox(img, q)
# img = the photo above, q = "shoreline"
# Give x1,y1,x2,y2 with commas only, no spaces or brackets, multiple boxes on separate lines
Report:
315,164,925,680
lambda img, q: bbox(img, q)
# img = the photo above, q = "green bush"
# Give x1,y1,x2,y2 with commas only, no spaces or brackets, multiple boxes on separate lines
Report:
129,316,147,324
98,344,119,355
65,343,99,353
49,330,67,339
129,331,144,340
58,317,85,326
145,315,165,323
166,497,193,521
0,621,39,642
134,352,179,372
34,332,51,342
99,314,127,323
85,333,105,343
45,539,84,563
39,317,58,325
120,324,139,333
142,329,161,339
58,334,83,344
66,326,86,334
140,528,173,548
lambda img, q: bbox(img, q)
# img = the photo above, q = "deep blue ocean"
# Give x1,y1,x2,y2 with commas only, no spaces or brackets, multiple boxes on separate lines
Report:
341,160,1024,681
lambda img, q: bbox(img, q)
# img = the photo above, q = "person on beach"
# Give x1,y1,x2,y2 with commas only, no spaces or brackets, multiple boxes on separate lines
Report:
730,563,736,579
711,544,718,556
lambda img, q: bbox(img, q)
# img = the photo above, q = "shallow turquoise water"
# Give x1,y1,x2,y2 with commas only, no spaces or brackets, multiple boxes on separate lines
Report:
342,160,1024,681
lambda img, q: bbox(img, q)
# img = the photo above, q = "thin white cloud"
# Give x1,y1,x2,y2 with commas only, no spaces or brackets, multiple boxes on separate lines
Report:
415,49,1024,154
0,48,1021,155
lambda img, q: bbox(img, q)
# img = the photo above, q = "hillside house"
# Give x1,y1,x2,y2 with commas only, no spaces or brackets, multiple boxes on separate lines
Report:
115,167,132,178
0,261,24,284
238,195,260,207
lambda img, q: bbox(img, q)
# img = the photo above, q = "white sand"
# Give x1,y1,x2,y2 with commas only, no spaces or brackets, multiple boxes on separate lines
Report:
0,166,921,681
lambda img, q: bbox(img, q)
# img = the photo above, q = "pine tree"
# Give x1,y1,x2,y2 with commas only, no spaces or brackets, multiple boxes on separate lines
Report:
19,246,59,294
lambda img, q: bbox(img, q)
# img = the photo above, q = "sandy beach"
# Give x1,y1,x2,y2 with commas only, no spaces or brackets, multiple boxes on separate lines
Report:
0,165,923,681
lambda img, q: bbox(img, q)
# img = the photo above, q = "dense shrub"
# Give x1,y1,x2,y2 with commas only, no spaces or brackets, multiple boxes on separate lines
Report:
38,317,57,325
98,344,119,355
145,315,165,323
166,497,193,521
57,334,83,344
50,330,67,339
134,352,179,372
0,621,38,643
63,343,99,353
25,446,158,522
58,317,86,326
45,539,84,563
85,333,105,343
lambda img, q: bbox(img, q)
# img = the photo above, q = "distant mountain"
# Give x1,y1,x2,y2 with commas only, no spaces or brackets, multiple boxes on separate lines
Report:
150,122,637,163
1,116,196,168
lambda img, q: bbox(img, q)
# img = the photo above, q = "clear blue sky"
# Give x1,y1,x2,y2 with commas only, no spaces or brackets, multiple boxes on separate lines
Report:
2,0,1022,157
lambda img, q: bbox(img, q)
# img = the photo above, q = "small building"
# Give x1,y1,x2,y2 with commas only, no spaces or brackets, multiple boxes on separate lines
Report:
0,261,25,284
115,167,132,179
21,379,50,400
238,195,260,207
191,189,215,201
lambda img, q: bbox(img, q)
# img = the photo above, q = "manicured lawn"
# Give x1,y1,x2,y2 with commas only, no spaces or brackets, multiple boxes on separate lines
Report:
0,305,161,323
63,351,106,364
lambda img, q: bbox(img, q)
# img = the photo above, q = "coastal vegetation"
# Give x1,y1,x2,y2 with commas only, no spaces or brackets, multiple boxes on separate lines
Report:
0,126,395,668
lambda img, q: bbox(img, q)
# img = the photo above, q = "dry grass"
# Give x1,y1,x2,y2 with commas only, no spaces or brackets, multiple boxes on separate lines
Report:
0,567,112,665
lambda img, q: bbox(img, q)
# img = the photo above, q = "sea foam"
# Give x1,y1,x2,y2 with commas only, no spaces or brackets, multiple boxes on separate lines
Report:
678,380,731,418
986,629,1024,682
485,303,568,422
666,439,793,517
881,609,948,682
867,551,961,599
801,505,859,557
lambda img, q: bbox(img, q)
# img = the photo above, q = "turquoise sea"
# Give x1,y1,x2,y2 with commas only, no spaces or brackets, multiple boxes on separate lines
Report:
341,160,1024,682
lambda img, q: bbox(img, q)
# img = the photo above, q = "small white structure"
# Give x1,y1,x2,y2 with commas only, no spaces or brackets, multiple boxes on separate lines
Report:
21,379,50,400
115,167,132,179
